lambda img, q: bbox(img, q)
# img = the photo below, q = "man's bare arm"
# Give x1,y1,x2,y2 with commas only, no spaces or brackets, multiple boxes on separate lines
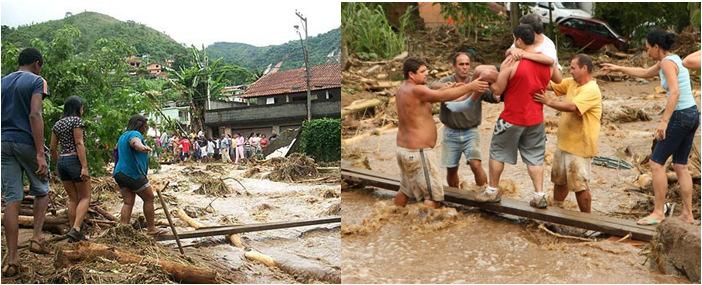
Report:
491,65,513,96
415,79,488,103
29,93,48,179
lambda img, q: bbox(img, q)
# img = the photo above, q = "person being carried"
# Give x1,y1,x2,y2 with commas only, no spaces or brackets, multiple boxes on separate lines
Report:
534,54,602,213
478,24,553,208
394,57,489,209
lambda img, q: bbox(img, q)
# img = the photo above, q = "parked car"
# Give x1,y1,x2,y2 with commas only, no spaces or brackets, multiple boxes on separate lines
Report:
528,2,591,24
557,17,628,51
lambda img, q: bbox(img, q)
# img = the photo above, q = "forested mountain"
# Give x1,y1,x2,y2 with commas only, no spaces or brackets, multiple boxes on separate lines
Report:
205,28,340,72
1,11,187,61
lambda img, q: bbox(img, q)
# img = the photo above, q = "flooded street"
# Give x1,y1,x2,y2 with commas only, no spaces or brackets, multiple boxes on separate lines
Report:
342,190,688,283
341,80,700,283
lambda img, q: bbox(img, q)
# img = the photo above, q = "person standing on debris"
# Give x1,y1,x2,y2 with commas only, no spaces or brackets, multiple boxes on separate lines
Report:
220,134,232,163
534,54,602,213
49,96,92,241
178,134,191,162
113,115,167,236
394,57,489,209
235,132,246,164
260,134,269,150
430,49,501,190
602,29,699,225
213,136,221,161
480,24,553,208
1,47,51,276
206,137,215,162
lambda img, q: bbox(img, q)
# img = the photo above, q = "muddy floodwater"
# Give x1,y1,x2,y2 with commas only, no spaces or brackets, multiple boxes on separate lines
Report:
341,80,699,283
341,190,688,283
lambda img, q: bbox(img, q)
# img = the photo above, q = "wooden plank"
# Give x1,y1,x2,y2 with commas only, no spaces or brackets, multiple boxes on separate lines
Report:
342,166,655,241
343,167,655,233
155,217,341,241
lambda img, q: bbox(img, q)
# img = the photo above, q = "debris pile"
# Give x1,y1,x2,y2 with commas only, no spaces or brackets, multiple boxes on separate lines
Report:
267,153,320,182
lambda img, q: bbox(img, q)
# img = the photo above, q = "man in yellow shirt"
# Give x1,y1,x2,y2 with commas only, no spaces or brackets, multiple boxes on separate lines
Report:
534,54,602,213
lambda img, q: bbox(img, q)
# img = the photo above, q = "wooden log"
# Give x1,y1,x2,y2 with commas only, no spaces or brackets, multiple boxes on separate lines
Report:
341,98,383,117
55,242,218,284
91,206,118,222
156,217,341,241
227,234,246,248
18,215,68,226
175,208,204,229
342,166,657,241
244,250,276,267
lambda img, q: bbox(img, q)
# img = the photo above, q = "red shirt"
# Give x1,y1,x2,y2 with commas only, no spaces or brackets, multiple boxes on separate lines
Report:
260,138,269,147
179,138,191,152
499,59,551,126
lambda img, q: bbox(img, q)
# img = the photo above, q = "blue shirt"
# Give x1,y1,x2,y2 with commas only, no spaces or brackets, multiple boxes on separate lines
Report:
113,130,149,179
1,71,49,145
660,54,696,110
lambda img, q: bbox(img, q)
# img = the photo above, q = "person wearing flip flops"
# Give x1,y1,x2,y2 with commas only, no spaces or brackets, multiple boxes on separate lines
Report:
534,54,602,213
602,29,700,225
113,115,168,236
49,96,91,242
1,48,52,276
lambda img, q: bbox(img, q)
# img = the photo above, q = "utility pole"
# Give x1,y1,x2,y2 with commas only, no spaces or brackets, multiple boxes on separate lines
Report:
295,10,312,121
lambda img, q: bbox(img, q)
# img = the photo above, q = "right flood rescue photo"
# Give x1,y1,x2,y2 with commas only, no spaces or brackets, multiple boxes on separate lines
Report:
340,2,701,284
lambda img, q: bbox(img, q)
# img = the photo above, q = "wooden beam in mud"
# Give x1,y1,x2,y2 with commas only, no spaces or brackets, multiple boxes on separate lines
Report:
155,217,341,241
342,166,656,241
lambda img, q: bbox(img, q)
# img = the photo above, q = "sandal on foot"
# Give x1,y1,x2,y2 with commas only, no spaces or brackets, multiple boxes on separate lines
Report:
2,263,20,277
147,228,169,236
28,239,50,255
637,215,664,225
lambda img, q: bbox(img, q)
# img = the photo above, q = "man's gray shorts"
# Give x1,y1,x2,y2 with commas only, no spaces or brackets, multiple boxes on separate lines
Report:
489,118,545,166
1,142,50,203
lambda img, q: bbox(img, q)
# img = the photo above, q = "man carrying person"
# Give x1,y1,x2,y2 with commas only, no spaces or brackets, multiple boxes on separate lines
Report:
394,57,489,208
533,54,602,213
1,48,52,276
430,50,500,189
475,24,553,208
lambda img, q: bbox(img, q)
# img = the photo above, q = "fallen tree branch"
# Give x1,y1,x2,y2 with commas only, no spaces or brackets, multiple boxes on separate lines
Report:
244,250,276,267
538,223,597,242
55,242,219,283
175,208,204,229
91,206,118,222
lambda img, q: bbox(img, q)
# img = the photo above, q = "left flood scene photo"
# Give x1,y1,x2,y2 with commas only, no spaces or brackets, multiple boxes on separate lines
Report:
1,0,342,283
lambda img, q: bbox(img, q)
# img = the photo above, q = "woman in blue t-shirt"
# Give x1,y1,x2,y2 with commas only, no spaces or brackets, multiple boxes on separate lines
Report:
602,29,700,225
113,114,166,235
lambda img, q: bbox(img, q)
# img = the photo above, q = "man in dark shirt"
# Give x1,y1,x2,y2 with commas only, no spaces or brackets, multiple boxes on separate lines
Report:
1,48,51,276
430,50,499,190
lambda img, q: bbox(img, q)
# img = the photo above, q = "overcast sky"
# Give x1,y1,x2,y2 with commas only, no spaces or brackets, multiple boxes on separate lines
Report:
1,0,340,47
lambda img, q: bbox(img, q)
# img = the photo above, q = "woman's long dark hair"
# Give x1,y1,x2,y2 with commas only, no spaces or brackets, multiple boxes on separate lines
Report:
126,114,148,133
646,28,676,51
63,96,85,118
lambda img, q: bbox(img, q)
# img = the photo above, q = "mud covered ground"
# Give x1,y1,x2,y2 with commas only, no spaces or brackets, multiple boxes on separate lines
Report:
2,160,340,284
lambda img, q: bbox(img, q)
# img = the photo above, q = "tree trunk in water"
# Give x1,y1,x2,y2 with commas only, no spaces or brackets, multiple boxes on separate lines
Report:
55,242,219,284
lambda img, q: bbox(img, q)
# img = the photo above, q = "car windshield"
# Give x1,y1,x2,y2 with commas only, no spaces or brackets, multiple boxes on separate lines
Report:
557,2,580,9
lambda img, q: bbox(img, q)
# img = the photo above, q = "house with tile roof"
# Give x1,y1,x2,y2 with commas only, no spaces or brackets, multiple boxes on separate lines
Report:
204,63,340,138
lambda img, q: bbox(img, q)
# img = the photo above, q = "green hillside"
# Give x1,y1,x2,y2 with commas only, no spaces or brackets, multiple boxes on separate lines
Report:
1,11,186,61
205,28,340,72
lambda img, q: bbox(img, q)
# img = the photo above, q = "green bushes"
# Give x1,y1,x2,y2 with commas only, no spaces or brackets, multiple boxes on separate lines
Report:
299,118,340,162
341,3,406,60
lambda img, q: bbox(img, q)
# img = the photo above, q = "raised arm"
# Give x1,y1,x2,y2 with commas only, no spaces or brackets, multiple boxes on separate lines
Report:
49,131,58,166
511,49,555,66
414,79,488,103
601,62,660,78
683,50,700,69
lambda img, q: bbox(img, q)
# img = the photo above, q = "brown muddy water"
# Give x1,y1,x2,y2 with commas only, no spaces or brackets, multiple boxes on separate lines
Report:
341,189,689,283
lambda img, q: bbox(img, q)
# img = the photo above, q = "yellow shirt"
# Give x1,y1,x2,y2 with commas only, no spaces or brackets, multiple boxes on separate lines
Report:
550,78,602,157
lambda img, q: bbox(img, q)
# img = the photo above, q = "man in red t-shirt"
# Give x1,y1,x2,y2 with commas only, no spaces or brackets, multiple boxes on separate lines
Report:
476,24,552,208
178,136,191,162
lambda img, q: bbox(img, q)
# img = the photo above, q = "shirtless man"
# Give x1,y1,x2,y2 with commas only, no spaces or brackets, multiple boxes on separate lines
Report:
394,57,489,208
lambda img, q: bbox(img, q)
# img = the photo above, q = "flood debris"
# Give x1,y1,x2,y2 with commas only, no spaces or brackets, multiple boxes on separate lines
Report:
267,153,320,182
649,217,701,282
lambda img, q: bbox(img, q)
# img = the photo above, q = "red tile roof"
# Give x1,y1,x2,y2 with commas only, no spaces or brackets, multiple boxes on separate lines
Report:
242,63,341,98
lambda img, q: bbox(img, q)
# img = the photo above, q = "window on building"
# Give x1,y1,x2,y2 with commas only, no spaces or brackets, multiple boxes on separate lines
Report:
266,97,275,104
325,90,331,100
